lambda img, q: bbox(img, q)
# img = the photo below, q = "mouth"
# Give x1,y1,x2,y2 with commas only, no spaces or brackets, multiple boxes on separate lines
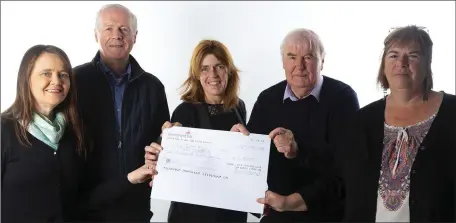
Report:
207,81,221,86
109,44,124,48
45,89,63,93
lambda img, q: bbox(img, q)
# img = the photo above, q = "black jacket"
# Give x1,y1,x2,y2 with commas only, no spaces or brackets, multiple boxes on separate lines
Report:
166,99,248,223
247,76,359,222
1,117,84,223
73,52,170,222
344,93,456,222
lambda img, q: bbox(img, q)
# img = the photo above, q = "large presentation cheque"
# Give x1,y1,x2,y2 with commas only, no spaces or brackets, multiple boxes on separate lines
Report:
150,126,270,214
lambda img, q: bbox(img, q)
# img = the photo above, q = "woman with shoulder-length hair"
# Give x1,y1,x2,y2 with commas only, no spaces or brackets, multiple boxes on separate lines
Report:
344,25,456,222
144,39,248,222
1,44,86,222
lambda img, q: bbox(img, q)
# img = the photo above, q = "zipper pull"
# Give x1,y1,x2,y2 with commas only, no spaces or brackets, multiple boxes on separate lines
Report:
118,141,122,149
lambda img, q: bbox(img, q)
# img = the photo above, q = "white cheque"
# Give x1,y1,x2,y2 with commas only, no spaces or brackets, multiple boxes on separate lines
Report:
150,126,270,214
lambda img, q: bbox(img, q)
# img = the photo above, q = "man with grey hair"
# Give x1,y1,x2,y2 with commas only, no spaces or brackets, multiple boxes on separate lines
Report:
231,28,359,222
73,4,170,222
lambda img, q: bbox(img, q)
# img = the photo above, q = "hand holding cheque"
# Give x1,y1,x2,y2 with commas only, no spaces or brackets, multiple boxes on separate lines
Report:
147,122,270,213
231,124,307,213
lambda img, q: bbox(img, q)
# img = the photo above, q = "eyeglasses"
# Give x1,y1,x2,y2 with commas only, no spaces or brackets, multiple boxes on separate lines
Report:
200,64,227,75
389,26,429,34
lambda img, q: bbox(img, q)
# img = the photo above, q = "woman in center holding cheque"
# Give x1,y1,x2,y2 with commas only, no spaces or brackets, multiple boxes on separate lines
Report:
146,39,249,222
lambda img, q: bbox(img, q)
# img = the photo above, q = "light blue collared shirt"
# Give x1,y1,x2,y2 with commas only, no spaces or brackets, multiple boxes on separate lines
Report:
283,75,324,102
98,58,132,134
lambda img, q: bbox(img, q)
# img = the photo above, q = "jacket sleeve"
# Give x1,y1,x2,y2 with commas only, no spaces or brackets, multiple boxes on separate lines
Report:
153,83,171,142
76,173,135,214
295,87,360,213
246,93,270,135
238,98,247,124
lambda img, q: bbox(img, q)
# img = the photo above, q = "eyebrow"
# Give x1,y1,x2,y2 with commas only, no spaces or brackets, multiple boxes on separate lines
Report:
39,68,67,73
387,50,421,54
201,63,223,67
286,53,296,57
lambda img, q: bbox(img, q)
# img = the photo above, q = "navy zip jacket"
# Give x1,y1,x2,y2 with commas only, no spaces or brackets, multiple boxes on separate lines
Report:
73,52,170,222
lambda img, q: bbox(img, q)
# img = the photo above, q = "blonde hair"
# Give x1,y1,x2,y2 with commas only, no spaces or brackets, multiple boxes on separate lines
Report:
180,40,240,110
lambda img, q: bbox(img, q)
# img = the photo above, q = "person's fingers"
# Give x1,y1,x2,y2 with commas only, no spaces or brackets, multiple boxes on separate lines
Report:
145,152,158,161
173,122,182,127
145,145,162,154
149,142,163,151
276,145,291,154
231,124,250,135
161,121,173,131
256,198,266,204
145,159,157,165
230,124,240,132
268,127,286,139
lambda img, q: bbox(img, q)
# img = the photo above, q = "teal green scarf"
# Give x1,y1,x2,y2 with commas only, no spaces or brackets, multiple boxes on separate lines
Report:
25,112,67,151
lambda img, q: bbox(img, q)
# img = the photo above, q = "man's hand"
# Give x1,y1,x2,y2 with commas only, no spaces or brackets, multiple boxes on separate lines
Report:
142,121,182,187
257,191,287,212
144,142,162,187
257,191,308,212
127,164,157,185
269,127,298,158
230,123,250,136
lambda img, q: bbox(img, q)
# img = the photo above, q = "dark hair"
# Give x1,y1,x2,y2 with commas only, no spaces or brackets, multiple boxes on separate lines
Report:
1,44,86,155
377,25,433,100
180,39,241,110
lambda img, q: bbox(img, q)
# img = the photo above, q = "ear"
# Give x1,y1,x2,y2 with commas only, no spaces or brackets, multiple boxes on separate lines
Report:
320,58,325,71
133,30,138,44
94,29,99,43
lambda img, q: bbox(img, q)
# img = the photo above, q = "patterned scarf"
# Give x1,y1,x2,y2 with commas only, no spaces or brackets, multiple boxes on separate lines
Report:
25,112,66,151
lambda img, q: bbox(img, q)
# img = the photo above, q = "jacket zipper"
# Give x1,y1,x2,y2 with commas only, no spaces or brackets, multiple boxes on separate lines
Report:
118,71,145,176
99,61,145,177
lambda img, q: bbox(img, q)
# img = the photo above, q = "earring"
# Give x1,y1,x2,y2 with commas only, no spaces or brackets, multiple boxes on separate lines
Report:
383,89,388,99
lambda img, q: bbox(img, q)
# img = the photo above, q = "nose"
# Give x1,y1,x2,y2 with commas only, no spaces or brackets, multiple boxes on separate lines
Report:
50,73,62,85
296,58,306,70
111,29,123,40
397,54,409,67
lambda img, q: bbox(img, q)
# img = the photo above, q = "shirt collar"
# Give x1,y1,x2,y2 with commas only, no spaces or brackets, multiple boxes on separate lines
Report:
283,75,324,102
98,56,132,81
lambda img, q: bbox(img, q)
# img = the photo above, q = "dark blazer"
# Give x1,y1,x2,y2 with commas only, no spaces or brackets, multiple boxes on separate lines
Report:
73,52,170,222
1,116,84,223
246,76,360,222
344,93,456,222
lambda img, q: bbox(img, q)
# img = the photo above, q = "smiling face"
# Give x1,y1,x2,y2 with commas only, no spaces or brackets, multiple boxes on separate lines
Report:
383,41,425,92
199,54,229,102
29,52,70,114
282,36,324,94
95,7,136,61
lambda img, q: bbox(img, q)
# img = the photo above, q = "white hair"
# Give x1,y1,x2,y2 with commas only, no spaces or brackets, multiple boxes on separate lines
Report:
95,4,138,33
280,28,325,59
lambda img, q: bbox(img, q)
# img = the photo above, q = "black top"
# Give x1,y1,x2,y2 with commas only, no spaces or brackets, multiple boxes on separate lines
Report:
247,76,359,222
73,52,170,222
167,101,248,223
343,93,456,222
1,117,84,223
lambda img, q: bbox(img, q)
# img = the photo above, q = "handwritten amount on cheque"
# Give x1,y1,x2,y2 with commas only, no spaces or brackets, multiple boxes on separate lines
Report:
162,163,262,179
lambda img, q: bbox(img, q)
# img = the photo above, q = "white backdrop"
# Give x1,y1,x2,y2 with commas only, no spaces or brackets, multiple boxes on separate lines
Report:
1,1,455,222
